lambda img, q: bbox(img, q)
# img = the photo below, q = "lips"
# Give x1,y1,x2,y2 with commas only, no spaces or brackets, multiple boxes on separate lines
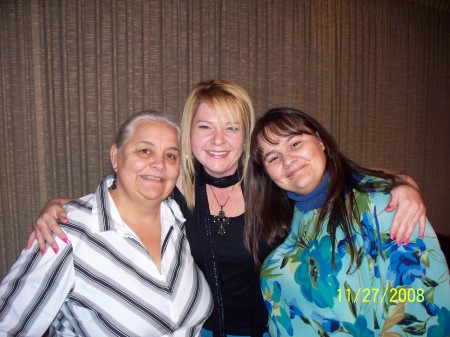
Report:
206,150,229,158
141,175,163,182
287,165,306,178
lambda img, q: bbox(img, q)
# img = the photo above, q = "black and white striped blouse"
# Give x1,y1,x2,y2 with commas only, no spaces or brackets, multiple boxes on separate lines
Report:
0,176,213,336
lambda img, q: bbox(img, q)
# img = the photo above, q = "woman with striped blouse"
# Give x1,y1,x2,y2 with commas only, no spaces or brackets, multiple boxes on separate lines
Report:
0,110,212,336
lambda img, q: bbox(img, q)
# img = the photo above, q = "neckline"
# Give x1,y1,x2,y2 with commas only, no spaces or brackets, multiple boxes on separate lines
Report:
287,172,329,212
197,162,242,188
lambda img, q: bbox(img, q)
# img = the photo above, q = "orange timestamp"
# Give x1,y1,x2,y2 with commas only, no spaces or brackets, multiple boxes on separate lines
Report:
337,287,425,303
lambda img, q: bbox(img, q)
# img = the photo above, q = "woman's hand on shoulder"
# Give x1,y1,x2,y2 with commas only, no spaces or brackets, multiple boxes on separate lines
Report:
386,177,426,245
26,198,72,254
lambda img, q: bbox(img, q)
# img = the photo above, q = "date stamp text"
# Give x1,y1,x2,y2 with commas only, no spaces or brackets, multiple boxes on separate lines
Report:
337,287,425,303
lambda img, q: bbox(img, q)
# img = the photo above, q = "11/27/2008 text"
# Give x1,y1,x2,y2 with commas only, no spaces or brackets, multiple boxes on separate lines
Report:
337,287,425,303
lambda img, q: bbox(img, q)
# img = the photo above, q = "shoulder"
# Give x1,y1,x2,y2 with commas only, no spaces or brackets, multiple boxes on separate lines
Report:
62,175,114,230
60,193,101,235
64,193,95,213
173,185,186,204
63,193,96,218
353,175,391,211
161,197,186,227
352,187,395,237
173,185,193,218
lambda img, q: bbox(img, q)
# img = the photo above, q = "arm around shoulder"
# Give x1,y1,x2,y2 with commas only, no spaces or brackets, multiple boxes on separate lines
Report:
26,197,75,254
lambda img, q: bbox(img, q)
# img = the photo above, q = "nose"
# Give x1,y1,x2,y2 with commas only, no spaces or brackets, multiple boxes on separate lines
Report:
211,128,225,145
282,154,295,168
151,155,166,171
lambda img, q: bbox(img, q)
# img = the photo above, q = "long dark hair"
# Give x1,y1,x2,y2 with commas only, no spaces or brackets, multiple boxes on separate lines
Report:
244,107,409,269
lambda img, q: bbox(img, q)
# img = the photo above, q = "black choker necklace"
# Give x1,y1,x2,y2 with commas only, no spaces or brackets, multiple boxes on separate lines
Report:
197,163,241,188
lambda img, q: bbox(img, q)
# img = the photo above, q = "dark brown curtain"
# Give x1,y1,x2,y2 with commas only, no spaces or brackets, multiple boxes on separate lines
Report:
1,0,449,276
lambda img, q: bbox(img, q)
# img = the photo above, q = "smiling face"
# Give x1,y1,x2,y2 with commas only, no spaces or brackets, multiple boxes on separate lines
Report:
110,120,180,204
190,102,245,178
258,131,327,195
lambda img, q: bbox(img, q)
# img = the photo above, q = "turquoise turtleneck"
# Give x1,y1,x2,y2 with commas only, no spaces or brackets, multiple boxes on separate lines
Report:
286,172,329,212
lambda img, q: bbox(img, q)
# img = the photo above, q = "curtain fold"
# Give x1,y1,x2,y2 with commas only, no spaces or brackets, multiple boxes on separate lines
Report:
1,0,449,276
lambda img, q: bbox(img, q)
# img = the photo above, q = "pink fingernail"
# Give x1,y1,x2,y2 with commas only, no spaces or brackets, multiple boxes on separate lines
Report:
40,248,46,255
52,247,59,254
63,237,69,244
397,239,402,246
404,238,409,245
391,232,396,240
420,233,424,238
385,205,393,211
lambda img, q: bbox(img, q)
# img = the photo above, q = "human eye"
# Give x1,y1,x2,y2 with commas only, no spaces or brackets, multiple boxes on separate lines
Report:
290,137,303,149
165,152,179,161
197,123,211,130
225,124,240,132
265,155,279,164
136,146,153,156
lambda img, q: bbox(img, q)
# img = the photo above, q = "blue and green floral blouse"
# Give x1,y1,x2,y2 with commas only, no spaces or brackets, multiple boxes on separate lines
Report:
260,178,450,337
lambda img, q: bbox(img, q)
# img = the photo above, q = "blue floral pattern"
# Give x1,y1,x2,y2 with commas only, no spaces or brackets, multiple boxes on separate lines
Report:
387,240,427,286
260,180,450,336
343,315,374,337
295,235,342,308
427,307,450,337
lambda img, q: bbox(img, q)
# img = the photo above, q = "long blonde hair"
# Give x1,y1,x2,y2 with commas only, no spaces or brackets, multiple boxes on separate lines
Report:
181,80,255,210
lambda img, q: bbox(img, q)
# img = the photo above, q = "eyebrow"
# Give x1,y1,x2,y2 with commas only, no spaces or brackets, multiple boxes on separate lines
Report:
137,141,180,152
261,135,296,161
194,119,240,125
262,149,277,162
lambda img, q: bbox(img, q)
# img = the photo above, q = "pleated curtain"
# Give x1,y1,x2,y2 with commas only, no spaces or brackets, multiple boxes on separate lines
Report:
0,0,449,276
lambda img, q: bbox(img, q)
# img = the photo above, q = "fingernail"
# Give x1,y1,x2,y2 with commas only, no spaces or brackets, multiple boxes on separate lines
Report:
52,247,59,254
404,238,409,245
40,248,46,255
24,244,30,250
397,239,402,246
385,205,392,211
391,232,396,240
63,237,69,244
420,232,424,238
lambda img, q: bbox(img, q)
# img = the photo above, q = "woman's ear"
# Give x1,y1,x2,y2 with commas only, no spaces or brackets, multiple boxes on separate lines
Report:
110,144,118,170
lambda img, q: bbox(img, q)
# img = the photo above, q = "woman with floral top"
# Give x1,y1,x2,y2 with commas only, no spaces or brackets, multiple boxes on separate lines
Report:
244,107,450,337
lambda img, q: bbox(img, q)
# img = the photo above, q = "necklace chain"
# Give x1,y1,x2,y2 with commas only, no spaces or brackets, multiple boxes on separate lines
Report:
209,184,236,208
209,184,236,235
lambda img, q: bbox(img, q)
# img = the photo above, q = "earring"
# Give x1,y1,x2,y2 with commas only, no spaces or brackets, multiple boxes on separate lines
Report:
111,171,117,190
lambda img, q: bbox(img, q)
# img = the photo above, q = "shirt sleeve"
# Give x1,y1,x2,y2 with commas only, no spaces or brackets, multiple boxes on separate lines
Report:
0,237,75,336
369,193,450,336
